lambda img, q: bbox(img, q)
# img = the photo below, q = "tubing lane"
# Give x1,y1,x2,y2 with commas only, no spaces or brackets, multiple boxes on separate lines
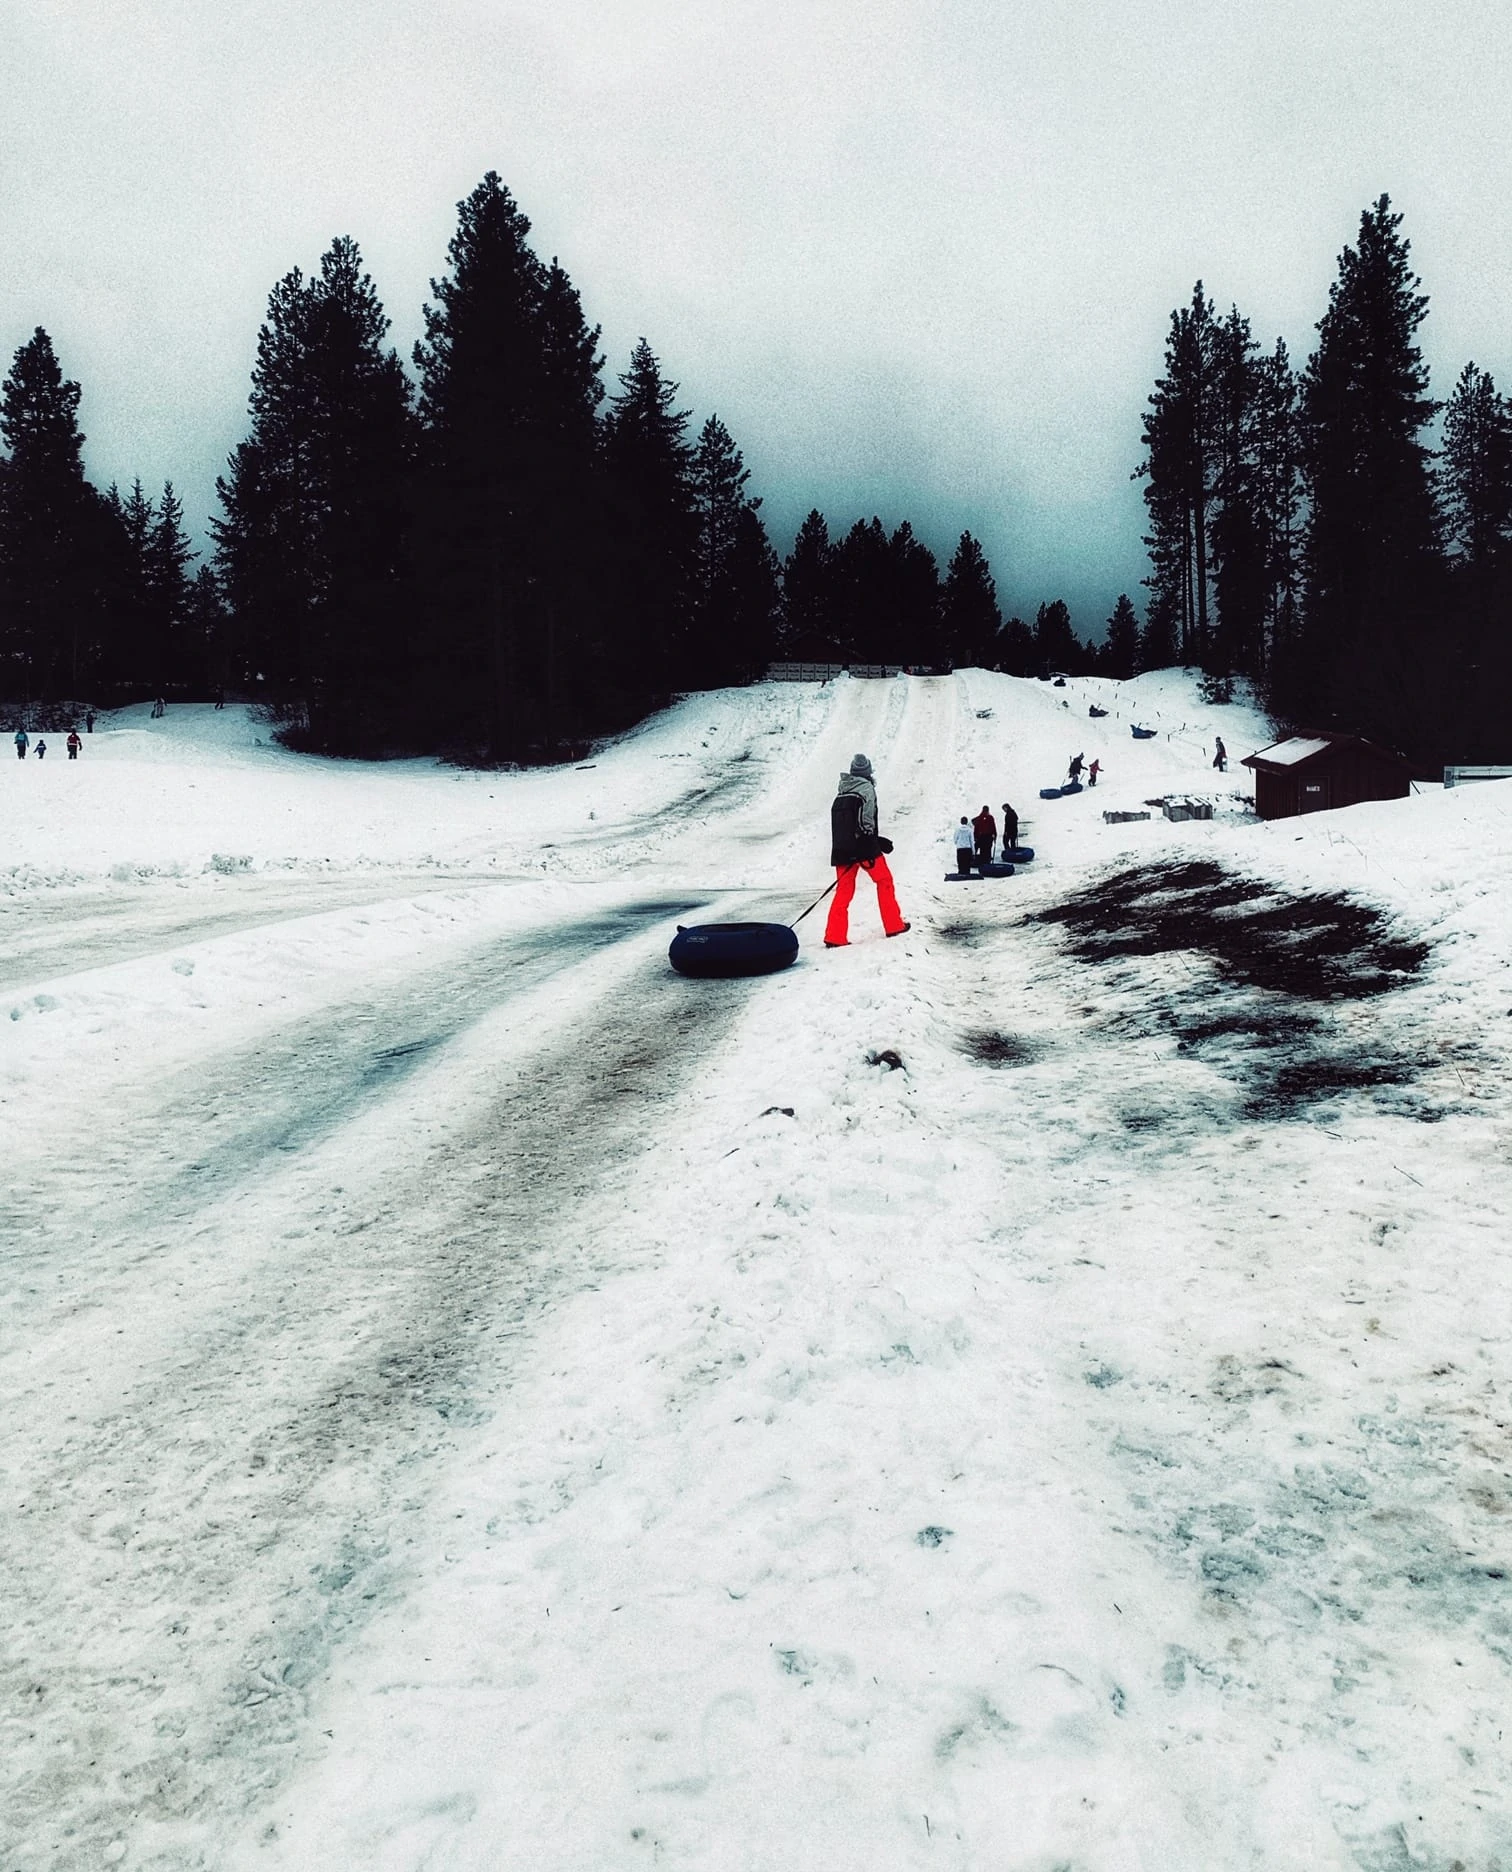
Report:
0,898,767,1870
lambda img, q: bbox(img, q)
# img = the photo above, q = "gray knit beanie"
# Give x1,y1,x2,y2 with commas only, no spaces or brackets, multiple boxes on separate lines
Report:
850,753,873,778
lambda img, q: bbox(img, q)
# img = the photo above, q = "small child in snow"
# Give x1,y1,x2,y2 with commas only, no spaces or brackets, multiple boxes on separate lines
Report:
66,730,81,759
34,738,46,760
1087,758,1101,787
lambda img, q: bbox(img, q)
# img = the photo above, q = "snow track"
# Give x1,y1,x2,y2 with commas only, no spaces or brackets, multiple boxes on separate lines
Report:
2,894,768,1867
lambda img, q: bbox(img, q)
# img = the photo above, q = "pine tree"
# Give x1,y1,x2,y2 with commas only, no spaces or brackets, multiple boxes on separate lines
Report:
1033,598,1081,673
218,237,414,745
781,510,834,652
1103,594,1140,678
1440,362,1512,752
147,481,195,688
940,532,1000,667
1296,195,1443,750
1441,363,1512,571
886,522,941,664
1137,596,1179,672
1206,307,1267,681
829,517,891,659
0,329,110,698
996,615,1036,674
1252,339,1303,699
689,414,752,684
601,339,697,701
724,505,781,681
1138,284,1216,665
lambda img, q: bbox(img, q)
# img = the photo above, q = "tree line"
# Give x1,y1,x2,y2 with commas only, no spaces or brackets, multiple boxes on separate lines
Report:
0,169,1139,753
1138,193,1512,761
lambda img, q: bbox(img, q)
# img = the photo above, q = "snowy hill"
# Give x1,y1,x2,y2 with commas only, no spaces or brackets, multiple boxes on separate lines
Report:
5,673,1512,1870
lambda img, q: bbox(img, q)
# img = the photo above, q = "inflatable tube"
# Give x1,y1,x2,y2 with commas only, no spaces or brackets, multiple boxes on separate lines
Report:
1131,725,1157,739
980,862,1016,877
1003,845,1035,863
669,922,799,979
1061,780,1084,794
1039,786,1063,799
1089,705,1108,718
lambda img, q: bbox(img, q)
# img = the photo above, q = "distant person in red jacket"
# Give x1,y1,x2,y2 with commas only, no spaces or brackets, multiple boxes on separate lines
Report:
66,730,81,759
971,805,997,867
1087,758,1101,787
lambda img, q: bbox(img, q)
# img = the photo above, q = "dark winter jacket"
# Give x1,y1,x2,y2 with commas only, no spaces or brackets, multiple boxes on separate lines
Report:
831,770,884,865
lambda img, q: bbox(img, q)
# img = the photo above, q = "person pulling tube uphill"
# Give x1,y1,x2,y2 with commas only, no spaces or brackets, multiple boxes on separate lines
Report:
825,754,909,947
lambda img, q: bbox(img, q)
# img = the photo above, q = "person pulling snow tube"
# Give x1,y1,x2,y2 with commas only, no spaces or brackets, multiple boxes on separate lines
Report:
669,922,799,979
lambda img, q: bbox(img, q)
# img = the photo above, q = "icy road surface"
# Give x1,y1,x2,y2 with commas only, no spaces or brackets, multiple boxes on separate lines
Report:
4,676,1512,1870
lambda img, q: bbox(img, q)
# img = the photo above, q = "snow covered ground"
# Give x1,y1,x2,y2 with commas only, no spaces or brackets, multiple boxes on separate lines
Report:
5,676,1512,1870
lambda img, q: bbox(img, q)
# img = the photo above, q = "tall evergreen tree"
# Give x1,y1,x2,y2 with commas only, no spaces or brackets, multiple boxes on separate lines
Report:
1440,362,1512,752
940,532,1000,666
1252,339,1303,696
1033,597,1081,673
601,338,697,702
414,174,558,755
996,614,1036,674
829,517,891,657
146,481,195,687
0,329,106,697
1293,196,1443,750
1441,363,1512,572
886,521,941,664
1137,284,1216,665
1103,593,1140,679
1206,307,1267,680
218,237,414,745
687,415,776,685
1137,595,1179,672
781,510,834,652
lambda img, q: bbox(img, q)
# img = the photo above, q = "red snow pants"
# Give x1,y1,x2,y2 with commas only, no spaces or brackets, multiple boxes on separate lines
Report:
825,855,905,944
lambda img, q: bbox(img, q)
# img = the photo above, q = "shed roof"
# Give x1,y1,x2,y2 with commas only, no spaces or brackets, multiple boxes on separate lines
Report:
1242,732,1409,774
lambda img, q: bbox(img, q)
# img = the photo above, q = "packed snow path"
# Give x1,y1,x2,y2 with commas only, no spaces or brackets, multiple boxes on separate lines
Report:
4,677,1512,1870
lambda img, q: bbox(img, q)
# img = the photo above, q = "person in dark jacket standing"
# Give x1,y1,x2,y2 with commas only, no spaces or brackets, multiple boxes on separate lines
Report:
1001,801,1019,855
971,805,997,867
824,754,909,947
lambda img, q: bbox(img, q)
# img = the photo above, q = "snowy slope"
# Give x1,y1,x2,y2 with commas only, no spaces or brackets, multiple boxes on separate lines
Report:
5,674,1512,1872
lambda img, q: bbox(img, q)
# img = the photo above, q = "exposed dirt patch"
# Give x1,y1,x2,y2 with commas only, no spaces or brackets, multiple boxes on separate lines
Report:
1035,859,1427,1001
962,1029,1043,1067
1034,861,1448,1121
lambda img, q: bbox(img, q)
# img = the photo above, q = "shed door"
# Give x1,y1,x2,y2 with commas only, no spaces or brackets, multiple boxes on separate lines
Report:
1299,775,1331,813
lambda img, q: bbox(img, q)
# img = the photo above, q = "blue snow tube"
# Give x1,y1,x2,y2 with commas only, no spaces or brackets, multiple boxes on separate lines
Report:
1039,786,1063,799
979,861,1016,878
1003,845,1035,863
1061,780,1084,794
669,921,799,979
1131,725,1157,739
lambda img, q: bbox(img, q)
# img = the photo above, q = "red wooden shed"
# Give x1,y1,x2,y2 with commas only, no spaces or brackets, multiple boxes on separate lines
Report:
1241,733,1412,820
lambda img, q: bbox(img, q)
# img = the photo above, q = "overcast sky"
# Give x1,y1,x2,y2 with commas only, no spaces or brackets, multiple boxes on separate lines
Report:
6,0,1512,632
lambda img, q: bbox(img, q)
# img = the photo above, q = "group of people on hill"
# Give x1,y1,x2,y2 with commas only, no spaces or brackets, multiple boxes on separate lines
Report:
13,720,89,760
953,802,1020,874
